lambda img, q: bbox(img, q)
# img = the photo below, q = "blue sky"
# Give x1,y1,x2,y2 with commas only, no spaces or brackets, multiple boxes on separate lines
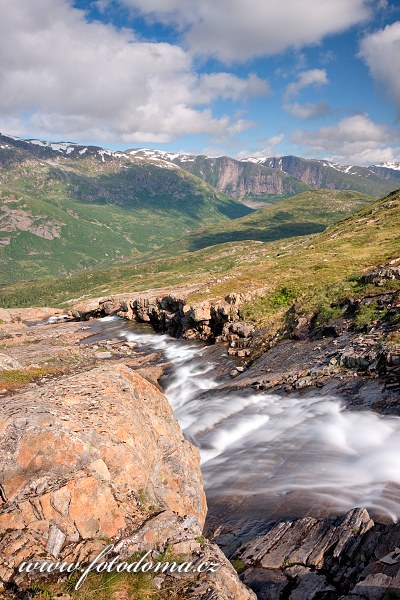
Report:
1,0,400,164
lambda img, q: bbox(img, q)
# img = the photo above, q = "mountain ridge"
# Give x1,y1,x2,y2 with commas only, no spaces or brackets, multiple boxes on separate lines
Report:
3,133,400,201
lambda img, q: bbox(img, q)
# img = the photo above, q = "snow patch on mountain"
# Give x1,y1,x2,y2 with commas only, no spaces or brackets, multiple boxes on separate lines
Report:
372,161,400,171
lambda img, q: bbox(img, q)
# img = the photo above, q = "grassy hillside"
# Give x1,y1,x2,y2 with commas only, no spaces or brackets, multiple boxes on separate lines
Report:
0,145,250,284
1,189,399,318
152,189,374,256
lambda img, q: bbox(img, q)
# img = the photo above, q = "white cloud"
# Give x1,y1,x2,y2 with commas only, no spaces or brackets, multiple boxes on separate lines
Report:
284,102,331,120
120,0,371,62
292,114,399,164
284,69,329,101
236,134,285,159
195,73,270,104
359,21,400,114
0,0,268,142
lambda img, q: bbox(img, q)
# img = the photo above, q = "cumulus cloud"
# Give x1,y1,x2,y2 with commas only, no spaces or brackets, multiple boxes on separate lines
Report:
195,73,270,104
284,101,331,120
0,0,268,142
120,0,371,62
236,134,285,159
291,114,399,164
284,69,329,101
359,21,400,114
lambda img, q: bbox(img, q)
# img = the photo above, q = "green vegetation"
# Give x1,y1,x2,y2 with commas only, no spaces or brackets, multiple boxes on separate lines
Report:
314,305,343,326
354,302,389,330
151,189,374,257
230,559,247,574
0,366,58,390
0,146,250,284
1,186,399,337
27,549,196,600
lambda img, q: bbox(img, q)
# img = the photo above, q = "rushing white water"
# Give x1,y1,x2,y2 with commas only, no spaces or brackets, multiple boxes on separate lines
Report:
121,327,400,520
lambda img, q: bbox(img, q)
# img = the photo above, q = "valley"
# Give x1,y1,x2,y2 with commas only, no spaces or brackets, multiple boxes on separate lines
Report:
1,133,400,600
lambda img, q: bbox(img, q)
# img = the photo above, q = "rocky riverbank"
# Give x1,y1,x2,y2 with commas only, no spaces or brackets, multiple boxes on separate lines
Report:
0,315,254,599
0,262,399,599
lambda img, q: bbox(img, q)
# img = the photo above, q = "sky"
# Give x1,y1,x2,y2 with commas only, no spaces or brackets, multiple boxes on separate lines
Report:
0,0,400,164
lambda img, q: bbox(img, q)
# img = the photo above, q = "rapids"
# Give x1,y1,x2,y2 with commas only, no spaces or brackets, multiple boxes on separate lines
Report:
116,324,400,521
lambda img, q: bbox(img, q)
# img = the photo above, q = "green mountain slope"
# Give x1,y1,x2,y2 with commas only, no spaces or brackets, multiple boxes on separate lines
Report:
152,189,374,256
0,140,250,284
1,188,398,310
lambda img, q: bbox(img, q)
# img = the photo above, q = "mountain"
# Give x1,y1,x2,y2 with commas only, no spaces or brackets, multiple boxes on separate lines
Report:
1,131,399,289
249,155,400,197
152,189,374,256
127,149,310,207
128,149,400,202
0,134,250,284
1,187,397,311
369,161,400,180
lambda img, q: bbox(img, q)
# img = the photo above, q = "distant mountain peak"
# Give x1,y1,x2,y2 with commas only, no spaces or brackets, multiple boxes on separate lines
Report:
370,161,400,171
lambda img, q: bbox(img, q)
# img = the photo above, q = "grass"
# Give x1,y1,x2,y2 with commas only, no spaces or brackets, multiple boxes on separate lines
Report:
230,559,247,574
354,302,389,330
0,148,250,284
0,366,59,390
149,189,375,257
27,548,198,600
0,190,399,341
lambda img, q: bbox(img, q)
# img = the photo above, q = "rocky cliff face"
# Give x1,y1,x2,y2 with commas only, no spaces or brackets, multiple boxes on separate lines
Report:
170,155,309,202
225,508,400,599
262,155,400,196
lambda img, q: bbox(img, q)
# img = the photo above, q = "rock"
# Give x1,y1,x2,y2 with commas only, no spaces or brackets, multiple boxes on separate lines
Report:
226,322,255,339
230,369,240,378
0,307,62,325
288,572,335,599
0,352,21,371
241,567,289,599
187,543,257,600
45,524,66,558
0,364,206,586
71,289,257,342
94,351,112,359
345,573,393,599
238,508,374,575
360,265,400,286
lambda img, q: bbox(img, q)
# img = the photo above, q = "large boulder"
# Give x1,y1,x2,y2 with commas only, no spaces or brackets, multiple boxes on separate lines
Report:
0,364,206,584
0,363,255,599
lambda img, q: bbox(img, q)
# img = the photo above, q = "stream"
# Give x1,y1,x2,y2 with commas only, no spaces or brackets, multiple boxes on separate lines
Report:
95,317,400,524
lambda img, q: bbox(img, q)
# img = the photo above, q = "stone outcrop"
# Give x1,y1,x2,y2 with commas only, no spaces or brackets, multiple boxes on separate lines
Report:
70,289,262,342
0,362,254,599
232,509,400,599
0,307,62,324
